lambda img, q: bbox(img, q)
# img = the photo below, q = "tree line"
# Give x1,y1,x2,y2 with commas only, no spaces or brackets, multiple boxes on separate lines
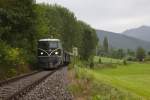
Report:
0,0,98,74
97,36,150,61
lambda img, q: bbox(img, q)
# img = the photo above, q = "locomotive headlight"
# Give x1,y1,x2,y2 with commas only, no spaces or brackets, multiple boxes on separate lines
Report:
55,51,58,55
41,52,44,55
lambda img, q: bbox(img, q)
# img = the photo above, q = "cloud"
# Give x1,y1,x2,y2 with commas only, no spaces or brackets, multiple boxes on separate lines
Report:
36,0,150,33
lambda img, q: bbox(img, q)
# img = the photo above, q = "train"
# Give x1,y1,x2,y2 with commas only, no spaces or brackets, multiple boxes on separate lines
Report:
37,38,71,69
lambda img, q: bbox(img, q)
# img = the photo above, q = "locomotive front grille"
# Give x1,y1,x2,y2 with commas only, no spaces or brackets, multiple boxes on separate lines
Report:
38,56,62,68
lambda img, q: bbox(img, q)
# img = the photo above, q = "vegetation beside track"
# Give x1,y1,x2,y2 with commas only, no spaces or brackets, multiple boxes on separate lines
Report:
68,58,150,100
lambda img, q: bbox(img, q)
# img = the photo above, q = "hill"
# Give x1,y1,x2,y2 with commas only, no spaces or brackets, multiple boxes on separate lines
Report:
123,26,150,42
96,30,150,51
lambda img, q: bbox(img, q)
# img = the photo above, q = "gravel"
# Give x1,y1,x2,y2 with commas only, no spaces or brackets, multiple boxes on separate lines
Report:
21,67,73,100
0,71,51,100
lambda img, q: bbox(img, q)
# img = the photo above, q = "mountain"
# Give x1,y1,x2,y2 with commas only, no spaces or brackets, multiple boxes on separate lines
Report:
96,30,150,51
122,26,150,42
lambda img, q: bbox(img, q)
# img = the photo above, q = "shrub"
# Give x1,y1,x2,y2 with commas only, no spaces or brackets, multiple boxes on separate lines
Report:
144,57,150,62
98,58,102,64
0,42,10,64
123,60,127,65
4,48,27,66
90,61,94,69
68,83,84,95
0,42,23,66
0,41,31,80
6,69,17,78
92,95,101,100
125,56,136,61
5,48,20,65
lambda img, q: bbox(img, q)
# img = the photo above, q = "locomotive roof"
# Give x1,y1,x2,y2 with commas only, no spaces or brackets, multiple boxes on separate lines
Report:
39,39,60,42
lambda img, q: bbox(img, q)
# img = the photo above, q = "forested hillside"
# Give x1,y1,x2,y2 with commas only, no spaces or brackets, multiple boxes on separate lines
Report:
0,0,98,79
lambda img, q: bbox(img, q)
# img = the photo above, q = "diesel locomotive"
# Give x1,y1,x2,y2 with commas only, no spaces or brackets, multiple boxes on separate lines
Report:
37,39,71,69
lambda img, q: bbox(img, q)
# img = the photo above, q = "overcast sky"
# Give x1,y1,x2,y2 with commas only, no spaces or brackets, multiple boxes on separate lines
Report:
36,0,150,33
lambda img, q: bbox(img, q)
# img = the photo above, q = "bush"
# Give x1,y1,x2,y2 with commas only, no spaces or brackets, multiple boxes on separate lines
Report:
99,58,102,64
92,95,101,100
90,61,94,68
4,48,27,66
0,42,9,64
123,60,127,65
68,83,84,95
125,56,136,61
6,69,17,78
0,41,31,80
145,57,150,62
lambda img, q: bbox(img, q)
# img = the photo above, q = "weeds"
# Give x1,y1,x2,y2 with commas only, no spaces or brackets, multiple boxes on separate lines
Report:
68,63,142,100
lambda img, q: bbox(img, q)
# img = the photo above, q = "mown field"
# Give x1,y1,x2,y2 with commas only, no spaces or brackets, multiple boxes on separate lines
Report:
69,57,150,100
91,63,150,99
94,56,123,64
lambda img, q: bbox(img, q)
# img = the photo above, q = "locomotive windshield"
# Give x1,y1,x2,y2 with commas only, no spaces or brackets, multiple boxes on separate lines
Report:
38,41,58,50
49,41,58,48
38,41,49,50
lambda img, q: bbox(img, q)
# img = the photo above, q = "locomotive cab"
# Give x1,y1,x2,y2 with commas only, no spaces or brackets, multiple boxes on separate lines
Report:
38,39,63,69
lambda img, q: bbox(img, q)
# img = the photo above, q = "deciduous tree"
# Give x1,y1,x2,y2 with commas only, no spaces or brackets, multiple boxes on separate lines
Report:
103,36,109,53
136,47,146,61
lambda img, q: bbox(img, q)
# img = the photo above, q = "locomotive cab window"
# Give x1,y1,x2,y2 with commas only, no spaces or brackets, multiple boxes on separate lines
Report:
49,41,58,48
38,41,49,50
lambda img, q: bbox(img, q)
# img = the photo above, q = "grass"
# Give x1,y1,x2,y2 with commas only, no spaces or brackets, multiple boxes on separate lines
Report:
68,62,143,99
68,66,141,100
94,56,123,64
86,63,150,99
68,58,150,100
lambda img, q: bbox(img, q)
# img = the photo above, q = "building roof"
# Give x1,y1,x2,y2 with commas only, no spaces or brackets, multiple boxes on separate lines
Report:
38,38,60,42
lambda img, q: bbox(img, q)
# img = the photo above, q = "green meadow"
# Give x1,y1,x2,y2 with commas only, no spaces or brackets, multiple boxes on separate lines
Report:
69,57,150,99
86,62,150,99
94,56,123,64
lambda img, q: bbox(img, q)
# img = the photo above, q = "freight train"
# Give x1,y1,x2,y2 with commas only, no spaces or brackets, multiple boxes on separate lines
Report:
37,39,71,69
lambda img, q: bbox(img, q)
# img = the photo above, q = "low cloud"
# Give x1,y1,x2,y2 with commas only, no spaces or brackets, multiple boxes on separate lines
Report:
36,0,150,33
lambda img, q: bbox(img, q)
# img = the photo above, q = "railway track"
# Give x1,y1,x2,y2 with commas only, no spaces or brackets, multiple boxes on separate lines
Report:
0,71,39,87
0,69,58,100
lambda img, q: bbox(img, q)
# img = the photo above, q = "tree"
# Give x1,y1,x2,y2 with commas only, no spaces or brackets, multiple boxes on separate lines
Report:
117,49,125,59
79,21,98,60
0,0,37,65
103,36,109,53
0,0,36,49
35,4,82,51
127,49,135,56
81,28,95,60
148,51,150,56
136,47,146,61
96,42,101,56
